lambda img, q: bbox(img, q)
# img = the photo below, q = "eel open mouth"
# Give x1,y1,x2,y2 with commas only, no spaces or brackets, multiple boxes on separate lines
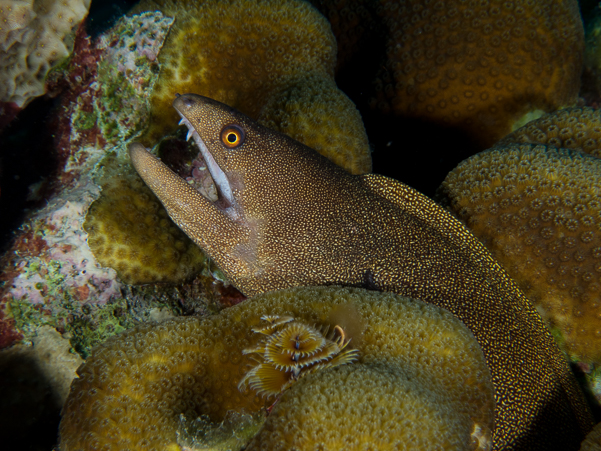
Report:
170,93,245,223
176,113,235,210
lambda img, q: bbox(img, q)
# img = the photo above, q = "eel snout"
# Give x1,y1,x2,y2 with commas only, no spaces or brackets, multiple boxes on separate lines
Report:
128,141,248,257
128,142,164,189
128,142,216,215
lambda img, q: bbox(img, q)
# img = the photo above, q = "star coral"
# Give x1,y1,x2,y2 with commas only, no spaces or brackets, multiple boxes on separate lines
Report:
377,0,584,147
84,173,207,285
0,0,92,108
134,0,371,174
377,0,584,146
495,107,601,158
439,143,601,363
318,0,584,149
58,286,494,450
247,363,488,450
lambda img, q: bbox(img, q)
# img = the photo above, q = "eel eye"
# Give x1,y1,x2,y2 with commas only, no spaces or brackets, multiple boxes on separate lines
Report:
220,125,245,148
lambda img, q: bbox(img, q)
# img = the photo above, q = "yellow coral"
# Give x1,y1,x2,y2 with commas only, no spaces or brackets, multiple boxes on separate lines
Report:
369,0,583,148
439,144,601,362
135,0,371,174
248,364,489,450
0,0,91,107
59,286,494,450
84,173,206,284
496,107,601,158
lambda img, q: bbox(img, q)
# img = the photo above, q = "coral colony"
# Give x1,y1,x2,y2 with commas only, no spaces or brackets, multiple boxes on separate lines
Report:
4,0,601,449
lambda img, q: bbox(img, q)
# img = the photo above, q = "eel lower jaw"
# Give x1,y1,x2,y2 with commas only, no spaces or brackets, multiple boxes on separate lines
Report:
177,115,240,221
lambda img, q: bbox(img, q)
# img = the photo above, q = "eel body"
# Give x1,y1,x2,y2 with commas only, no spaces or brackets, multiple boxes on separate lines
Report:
129,94,593,450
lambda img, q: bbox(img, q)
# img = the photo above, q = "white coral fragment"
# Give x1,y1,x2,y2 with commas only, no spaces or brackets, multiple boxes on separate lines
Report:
0,0,91,107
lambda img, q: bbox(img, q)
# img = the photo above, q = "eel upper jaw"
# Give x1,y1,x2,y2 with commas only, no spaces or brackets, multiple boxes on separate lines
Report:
177,113,240,221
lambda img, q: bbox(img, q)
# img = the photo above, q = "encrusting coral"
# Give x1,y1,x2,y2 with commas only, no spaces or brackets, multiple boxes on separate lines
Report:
84,173,206,285
0,0,92,107
0,10,183,364
58,286,495,450
439,143,601,363
133,0,371,175
495,107,601,158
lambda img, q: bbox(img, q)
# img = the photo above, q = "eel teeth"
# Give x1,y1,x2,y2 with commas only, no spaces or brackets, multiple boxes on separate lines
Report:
179,118,185,126
186,128,194,142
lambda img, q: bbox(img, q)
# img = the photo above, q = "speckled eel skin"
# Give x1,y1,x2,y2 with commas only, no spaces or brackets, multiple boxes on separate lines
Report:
129,94,594,450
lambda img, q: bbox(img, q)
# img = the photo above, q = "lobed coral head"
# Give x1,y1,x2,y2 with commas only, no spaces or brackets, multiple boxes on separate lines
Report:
135,0,371,174
371,0,584,148
440,143,601,363
84,173,206,285
59,286,494,450
495,107,601,158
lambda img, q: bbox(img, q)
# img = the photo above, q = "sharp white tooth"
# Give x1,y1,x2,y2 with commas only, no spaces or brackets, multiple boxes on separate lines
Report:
186,129,194,141
179,118,185,125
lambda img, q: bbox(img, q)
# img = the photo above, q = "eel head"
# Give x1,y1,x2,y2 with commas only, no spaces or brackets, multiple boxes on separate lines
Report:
129,93,352,293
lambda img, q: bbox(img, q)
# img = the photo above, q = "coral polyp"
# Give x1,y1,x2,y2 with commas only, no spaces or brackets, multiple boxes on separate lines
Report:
239,315,359,398
371,0,584,148
495,107,601,158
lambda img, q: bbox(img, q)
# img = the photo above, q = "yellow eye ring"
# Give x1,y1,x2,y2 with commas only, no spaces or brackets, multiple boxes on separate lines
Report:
220,125,245,148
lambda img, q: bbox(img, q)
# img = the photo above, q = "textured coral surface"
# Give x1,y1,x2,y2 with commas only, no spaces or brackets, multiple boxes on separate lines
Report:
0,11,234,361
496,107,601,158
135,0,371,174
440,144,601,364
84,174,206,285
0,0,92,107
59,286,494,451
0,0,599,449
248,364,485,450
371,0,584,148
3,170,120,306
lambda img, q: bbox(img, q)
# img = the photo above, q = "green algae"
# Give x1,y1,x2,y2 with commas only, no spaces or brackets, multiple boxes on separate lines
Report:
89,12,173,146
7,296,136,359
95,66,137,141
66,300,136,359
74,110,98,131
8,299,55,337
